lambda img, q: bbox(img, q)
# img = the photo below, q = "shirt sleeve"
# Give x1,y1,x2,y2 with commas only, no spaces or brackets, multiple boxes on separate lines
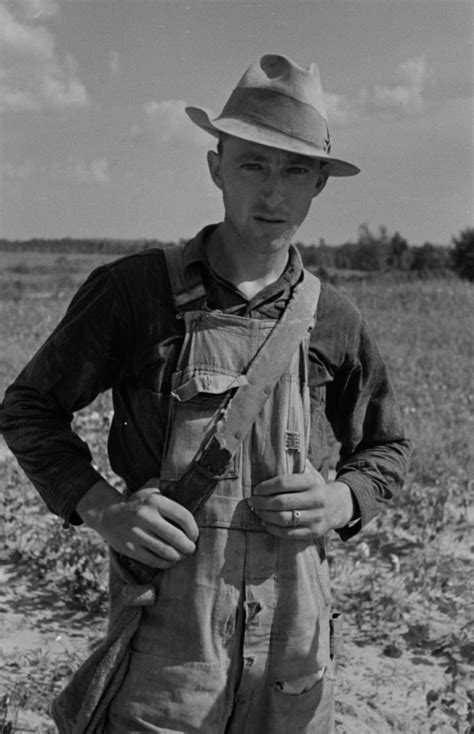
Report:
0,264,131,525
314,286,411,541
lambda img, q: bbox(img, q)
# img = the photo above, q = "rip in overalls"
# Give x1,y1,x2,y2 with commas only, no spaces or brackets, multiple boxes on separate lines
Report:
106,272,334,734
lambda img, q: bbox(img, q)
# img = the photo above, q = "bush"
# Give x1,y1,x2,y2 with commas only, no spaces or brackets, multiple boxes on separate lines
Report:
451,228,474,281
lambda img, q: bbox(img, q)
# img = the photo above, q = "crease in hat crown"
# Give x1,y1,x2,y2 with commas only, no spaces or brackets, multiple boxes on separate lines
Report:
238,54,327,117
186,54,360,177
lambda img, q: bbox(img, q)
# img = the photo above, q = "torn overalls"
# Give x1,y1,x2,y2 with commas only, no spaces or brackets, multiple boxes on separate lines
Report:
106,275,334,734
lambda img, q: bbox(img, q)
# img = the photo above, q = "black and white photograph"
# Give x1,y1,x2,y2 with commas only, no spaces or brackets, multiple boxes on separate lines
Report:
0,1,472,732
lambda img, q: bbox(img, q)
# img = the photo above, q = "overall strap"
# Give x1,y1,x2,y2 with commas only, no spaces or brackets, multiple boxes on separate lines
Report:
218,270,320,456
163,242,206,310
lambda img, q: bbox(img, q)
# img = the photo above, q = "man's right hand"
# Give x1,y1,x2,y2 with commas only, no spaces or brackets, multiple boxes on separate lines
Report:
76,480,199,569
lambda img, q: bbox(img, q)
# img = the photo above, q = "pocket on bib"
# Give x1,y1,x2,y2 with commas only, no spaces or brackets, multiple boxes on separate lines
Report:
160,368,245,480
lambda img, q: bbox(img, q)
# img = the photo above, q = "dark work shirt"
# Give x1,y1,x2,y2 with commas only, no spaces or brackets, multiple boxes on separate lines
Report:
0,225,410,540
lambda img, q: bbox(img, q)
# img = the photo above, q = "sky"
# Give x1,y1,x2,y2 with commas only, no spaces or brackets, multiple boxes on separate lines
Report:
0,0,472,245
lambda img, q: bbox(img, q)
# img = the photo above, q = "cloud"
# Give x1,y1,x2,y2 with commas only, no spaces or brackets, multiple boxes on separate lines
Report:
51,157,111,184
365,56,428,117
3,160,35,178
135,58,430,144
15,0,59,21
324,56,430,128
324,92,356,126
142,99,212,146
108,50,120,79
0,1,88,112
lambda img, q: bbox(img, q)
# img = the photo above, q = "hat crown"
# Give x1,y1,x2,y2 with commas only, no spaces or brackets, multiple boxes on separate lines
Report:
236,54,327,119
184,53,360,176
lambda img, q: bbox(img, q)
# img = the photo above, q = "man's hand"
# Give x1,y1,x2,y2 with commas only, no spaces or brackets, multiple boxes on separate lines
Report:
76,479,199,569
249,462,354,539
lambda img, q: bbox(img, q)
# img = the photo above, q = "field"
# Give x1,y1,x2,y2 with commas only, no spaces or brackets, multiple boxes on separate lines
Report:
0,252,473,733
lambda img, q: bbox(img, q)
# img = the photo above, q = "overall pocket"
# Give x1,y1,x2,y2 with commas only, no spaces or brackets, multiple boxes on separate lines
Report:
269,668,334,734
160,368,245,481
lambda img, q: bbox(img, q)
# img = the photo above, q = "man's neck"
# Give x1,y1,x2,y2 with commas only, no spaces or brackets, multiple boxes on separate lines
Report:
205,223,291,300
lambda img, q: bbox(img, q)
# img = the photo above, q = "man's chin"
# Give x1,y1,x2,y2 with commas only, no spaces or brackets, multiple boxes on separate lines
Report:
254,227,296,252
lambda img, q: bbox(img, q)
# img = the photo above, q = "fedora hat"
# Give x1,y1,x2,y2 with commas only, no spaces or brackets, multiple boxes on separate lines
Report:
186,54,360,177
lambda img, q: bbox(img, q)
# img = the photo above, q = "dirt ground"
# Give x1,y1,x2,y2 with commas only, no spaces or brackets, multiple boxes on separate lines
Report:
0,559,454,734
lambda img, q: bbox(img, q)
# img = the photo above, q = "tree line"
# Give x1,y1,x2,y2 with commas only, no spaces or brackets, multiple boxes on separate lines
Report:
0,237,172,255
0,226,472,281
296,225,473,281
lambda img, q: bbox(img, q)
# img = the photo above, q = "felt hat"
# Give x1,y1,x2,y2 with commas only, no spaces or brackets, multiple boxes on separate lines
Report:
186,54,360,177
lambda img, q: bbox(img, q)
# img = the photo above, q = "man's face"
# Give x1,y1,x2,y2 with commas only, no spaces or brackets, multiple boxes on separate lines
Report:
207,136,328,255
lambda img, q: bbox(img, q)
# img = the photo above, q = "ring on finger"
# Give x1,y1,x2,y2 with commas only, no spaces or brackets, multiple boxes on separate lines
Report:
291,510,301,528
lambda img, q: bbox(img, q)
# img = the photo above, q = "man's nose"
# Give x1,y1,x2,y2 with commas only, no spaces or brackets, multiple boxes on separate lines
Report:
260,173,285,206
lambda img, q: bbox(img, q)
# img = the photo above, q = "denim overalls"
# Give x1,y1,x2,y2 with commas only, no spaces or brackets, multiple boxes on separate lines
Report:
106,254,334,734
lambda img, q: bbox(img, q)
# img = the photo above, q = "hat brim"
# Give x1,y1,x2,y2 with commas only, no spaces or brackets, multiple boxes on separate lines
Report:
186,106,360,177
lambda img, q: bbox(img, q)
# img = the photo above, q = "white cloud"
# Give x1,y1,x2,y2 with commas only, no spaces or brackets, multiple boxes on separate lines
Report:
142,99,212,146
325,56,430,128
368,56,428,116
0,1,88,112
85,158,111,184
324,92,356,126
15,0,59,21
51,157,111,184
108,50,120,79
3,159,35,178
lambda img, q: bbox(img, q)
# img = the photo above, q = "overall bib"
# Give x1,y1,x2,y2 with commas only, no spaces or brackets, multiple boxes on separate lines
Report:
106,269,334,734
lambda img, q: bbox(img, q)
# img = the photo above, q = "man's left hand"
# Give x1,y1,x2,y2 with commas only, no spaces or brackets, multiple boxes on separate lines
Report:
249,462,354,539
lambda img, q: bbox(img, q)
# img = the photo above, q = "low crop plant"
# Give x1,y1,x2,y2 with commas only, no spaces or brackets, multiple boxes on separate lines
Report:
1,265,472,731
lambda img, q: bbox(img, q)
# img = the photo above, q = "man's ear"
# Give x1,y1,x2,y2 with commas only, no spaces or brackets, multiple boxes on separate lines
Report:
312,165,329,199
207,150,223,191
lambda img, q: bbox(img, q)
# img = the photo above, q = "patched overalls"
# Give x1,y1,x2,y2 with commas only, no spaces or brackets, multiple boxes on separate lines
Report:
106,255,334,734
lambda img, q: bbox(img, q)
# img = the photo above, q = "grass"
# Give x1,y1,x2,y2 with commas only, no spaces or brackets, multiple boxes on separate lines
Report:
0,252,473,732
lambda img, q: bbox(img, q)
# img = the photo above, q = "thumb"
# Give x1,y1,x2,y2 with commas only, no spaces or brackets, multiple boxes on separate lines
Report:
141,476,161,490
132,478,162,502
304,460,326,484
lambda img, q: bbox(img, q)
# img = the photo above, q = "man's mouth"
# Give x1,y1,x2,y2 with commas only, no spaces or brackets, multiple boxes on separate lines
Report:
254,215,286,224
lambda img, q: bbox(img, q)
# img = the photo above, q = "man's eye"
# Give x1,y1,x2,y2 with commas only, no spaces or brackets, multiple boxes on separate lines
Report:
287,167,309,175
241,163,262,171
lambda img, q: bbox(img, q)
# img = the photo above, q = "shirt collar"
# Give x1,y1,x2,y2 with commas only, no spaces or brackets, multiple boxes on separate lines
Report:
181,223,304,291
181,224,217,270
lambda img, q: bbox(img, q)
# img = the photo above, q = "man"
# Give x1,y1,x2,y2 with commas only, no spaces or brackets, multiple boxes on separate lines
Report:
0,54,410,733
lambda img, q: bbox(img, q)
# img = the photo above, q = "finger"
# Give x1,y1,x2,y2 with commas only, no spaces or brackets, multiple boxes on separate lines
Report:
144,494,200,543
143,513,198,556
160,498,200,541
126,526,191,564
253,474,312,497
255,509,308,528
250,491,324,513
124,540,185,569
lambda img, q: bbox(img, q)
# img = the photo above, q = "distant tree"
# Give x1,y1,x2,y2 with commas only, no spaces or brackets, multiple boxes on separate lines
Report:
353,223,391,271
387,232,411,270
411,242,451,274
334,242,355,270
451,228,474,281
296,243,320,269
